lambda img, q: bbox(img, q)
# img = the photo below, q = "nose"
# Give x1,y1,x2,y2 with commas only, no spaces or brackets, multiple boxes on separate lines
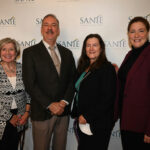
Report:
5,50,10,54
6,49,12,55
47,25,52,29
135,32,139,38
90,46,94,50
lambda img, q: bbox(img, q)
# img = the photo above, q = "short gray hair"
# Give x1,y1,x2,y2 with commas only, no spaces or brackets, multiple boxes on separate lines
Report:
0,37,20,59
42,14,59,26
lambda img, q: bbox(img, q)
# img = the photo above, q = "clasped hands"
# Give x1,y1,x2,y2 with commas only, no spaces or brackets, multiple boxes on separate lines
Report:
48,100,67,116
9,111,30,127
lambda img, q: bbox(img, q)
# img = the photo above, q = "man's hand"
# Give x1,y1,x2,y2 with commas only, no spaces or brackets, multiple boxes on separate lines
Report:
49,102,64,115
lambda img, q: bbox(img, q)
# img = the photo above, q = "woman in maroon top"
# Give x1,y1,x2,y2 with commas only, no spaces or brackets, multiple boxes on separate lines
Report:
116,16,150,150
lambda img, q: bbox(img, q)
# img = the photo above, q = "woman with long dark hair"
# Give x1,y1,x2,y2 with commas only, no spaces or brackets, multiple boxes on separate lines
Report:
71,34,117,150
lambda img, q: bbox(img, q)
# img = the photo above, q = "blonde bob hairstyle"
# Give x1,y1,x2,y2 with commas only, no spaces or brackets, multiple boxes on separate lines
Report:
0,37,20,60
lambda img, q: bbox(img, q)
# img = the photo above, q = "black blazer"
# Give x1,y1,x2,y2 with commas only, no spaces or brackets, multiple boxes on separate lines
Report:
71,62,117,134
22,41,76,121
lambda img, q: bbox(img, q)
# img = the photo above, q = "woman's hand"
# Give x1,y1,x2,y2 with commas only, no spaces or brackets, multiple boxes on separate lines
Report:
10,115,19,127
79,115,87,124
18,112,30,125
144,134,150,143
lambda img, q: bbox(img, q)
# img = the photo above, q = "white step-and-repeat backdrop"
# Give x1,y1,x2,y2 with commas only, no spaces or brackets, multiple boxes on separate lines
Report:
0,0,150,149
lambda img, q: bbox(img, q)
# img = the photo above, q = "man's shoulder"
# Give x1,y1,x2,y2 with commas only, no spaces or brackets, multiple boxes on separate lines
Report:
23,41,42,53
57,43,72,53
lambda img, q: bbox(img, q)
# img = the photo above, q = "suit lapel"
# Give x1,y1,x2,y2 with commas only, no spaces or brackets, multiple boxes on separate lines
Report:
82,71,91,81
78,71,91,87
39,41,60,77
38,41,53,64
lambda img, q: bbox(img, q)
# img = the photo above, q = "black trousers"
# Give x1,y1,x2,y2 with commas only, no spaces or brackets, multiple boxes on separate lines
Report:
121,130,150,150
77,125,111,150
0,121,21,150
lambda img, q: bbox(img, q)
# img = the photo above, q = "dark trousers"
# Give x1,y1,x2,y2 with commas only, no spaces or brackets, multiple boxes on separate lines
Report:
121,130,150,150
77,125,111,150
0,122,21,150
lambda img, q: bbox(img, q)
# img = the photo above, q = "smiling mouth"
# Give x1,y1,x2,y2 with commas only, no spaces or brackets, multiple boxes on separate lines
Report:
134,39,141,41
3,56,13,59
89,52,96,54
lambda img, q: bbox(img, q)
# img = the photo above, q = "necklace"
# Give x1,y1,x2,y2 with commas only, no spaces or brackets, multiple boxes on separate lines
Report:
3,66,16,73
1,62,16,74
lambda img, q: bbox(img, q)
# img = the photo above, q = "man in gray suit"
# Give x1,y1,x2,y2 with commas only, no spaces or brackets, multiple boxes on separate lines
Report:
22,14,76,150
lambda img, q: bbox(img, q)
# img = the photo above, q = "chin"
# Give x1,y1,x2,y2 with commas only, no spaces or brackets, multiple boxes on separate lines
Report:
3,60,14,63
133,44,143,48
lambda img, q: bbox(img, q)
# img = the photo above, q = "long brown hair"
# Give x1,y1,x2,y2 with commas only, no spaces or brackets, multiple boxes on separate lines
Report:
77,34,108,74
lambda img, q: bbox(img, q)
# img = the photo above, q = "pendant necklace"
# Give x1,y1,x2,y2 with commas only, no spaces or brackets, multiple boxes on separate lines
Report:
1,62,16,74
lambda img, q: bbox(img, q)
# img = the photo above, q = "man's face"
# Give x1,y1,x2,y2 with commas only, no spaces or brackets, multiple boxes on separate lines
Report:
41,16,60,44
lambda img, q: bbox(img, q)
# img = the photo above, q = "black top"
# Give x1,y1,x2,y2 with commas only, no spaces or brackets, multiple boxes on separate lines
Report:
71,62,117,133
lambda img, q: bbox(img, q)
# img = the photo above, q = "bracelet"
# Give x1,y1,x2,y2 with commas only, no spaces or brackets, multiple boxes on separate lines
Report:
25,111,30,114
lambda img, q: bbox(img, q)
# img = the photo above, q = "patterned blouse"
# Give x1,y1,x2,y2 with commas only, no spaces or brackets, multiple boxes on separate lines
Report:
0,62,31,140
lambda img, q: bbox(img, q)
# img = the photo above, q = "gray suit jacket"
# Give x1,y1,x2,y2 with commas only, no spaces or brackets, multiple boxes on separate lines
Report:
22,41,76,121
0,63,31,140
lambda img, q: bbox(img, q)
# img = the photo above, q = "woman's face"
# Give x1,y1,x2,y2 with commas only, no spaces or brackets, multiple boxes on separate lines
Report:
0,43,16,63
128,21,149,48
86,37,101,64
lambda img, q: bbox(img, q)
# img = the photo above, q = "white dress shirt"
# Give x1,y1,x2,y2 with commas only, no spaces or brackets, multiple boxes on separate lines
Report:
42,40,69,106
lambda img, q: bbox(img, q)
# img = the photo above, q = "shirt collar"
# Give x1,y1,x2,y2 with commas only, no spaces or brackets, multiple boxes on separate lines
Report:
42,40,57,50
